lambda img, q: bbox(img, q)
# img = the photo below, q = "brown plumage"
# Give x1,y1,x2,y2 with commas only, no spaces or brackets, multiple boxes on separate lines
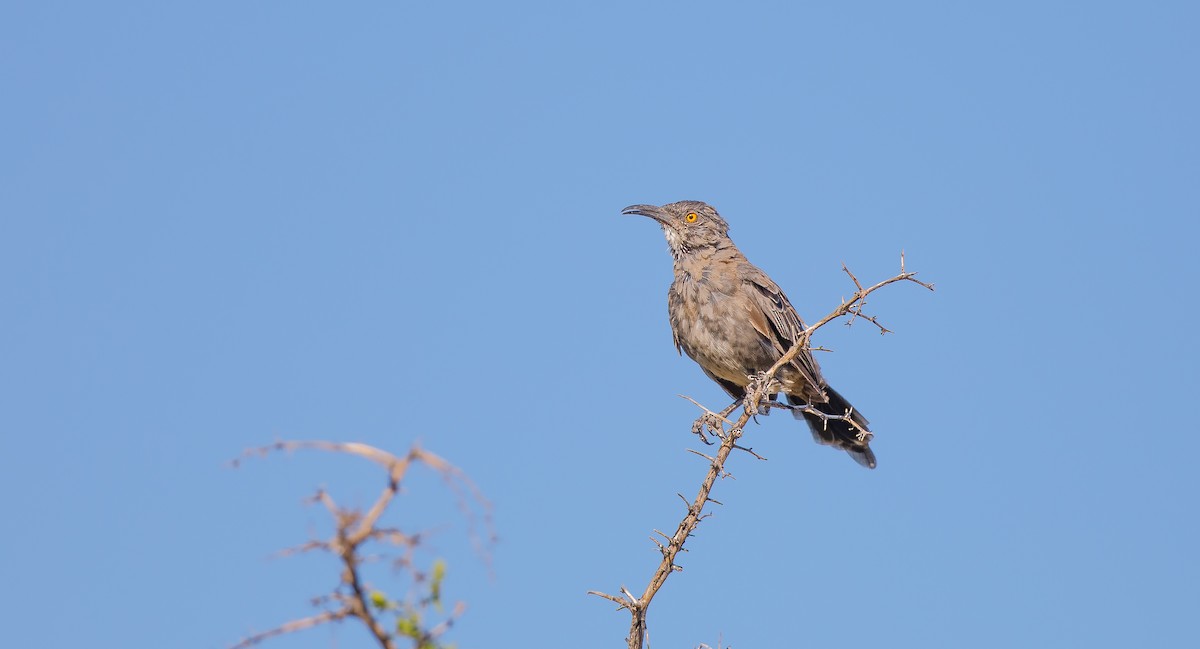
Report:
623,200,876,469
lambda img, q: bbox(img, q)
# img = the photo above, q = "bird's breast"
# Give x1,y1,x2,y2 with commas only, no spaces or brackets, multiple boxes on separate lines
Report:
667,273,779,387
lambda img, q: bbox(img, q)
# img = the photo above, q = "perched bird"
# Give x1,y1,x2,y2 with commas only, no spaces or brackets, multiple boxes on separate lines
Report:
623,200,876,468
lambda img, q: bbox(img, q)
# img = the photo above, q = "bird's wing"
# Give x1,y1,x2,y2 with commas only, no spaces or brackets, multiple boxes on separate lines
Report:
667,286,685,356
699,365,747,400
742,266,826,391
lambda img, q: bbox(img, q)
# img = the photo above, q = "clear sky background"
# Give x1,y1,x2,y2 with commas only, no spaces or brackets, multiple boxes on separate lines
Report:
2,2,1197,648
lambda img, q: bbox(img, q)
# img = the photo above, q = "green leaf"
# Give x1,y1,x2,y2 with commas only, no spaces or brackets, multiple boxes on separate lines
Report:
397,615,419,638
430,559,446,610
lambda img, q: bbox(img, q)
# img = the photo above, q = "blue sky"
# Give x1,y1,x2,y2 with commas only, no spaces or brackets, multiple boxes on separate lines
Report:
2,2,1197,647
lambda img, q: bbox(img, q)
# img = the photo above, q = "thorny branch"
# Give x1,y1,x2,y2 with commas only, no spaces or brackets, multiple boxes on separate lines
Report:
589,253,932,649
229,441,494,649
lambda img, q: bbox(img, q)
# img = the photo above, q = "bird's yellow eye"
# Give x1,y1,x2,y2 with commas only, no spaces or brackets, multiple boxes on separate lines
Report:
685,212,698,223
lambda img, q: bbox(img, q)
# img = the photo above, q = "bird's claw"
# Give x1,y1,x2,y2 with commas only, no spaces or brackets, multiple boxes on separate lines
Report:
691,412,727,444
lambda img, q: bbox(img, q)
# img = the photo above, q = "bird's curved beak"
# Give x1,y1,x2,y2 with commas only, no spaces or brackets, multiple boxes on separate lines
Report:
621,204,667,223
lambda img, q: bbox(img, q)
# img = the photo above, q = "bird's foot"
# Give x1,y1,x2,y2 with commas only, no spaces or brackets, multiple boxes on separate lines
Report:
742,373,780,419
691,411,730,445
744,397,774,422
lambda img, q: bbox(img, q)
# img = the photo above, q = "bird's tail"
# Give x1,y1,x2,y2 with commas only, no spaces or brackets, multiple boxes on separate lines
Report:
787,386,876,469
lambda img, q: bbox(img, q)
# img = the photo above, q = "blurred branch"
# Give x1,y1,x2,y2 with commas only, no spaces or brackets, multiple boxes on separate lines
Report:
230,441,494,649
590,254,932,648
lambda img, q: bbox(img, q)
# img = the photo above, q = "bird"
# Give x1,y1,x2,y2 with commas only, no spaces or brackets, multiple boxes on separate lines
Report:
623,200,876,469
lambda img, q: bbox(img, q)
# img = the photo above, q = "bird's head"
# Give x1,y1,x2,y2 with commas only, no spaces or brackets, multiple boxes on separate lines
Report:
622,200,731,259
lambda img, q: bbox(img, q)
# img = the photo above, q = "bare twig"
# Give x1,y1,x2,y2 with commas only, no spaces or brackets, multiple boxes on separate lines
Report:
231,610,350,649
732,443,767,461
587,589,634,610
